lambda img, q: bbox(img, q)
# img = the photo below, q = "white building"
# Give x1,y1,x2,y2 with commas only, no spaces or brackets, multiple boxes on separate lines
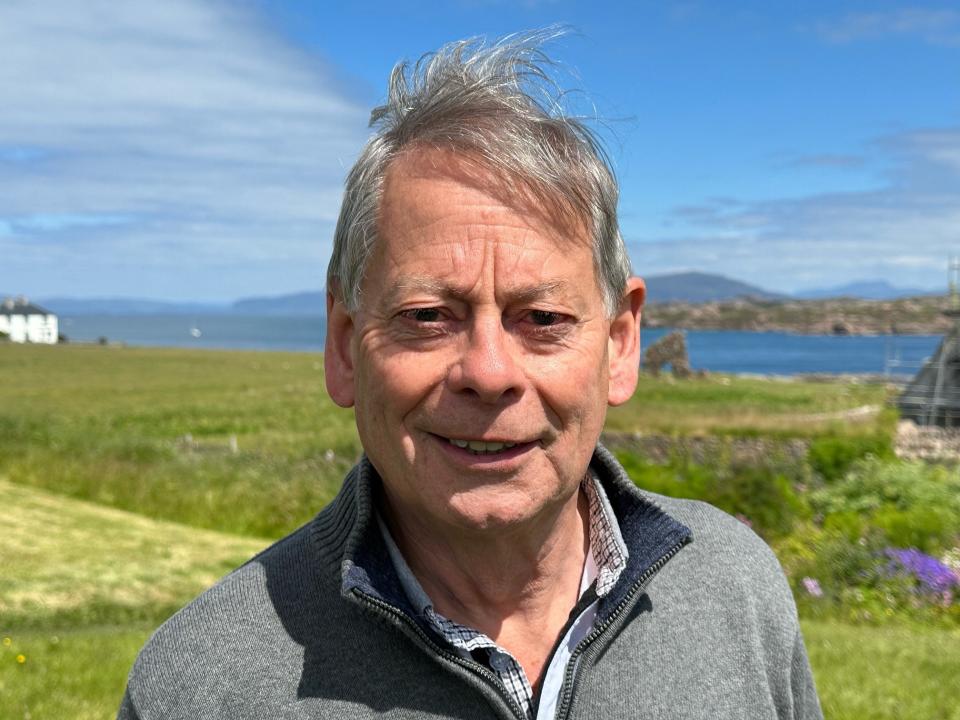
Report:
0,296,59,344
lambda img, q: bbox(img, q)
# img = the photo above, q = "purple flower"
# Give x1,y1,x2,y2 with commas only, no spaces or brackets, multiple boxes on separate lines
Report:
884,548,960,595
801,577,823,598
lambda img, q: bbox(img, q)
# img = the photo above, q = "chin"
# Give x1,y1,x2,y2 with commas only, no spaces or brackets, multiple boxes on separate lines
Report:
443,486,567,532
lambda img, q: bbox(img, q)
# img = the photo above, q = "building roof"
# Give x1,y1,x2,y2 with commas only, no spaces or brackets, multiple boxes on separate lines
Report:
0,296,55,316
898,318,960,427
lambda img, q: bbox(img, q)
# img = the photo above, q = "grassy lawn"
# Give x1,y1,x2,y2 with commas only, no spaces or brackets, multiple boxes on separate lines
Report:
0,343,358,537
2,627,149,720
1,481,268,718
4,343,951,718
0,344,894,537
606,373,894,438
4,621,957,720
0,480,268,630
803,620,960,720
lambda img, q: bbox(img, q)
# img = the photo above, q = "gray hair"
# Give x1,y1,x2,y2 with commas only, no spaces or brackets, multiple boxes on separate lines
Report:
327,29,631,315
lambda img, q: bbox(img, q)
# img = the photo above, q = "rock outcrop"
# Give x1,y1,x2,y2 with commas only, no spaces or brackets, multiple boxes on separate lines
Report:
642,330,691,377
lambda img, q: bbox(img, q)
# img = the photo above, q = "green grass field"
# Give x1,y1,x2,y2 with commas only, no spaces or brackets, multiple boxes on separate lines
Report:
0,480,267,630
606,373,894,438
0,344,358,537
0,344,892,537
4,481,959,720
0,481,269,720
3,627,148,720
803,621,960,720
7,622,959,720
2,343,954,719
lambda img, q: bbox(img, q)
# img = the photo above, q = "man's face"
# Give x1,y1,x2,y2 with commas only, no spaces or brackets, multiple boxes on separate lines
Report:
326,150,643,534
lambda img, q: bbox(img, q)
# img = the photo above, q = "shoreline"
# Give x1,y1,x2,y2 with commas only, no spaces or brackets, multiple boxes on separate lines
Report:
1,340,925,383
642,293,950,336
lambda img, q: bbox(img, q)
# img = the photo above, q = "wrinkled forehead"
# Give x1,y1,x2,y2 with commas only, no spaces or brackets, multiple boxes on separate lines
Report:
359,148,602,311
379,147,593,250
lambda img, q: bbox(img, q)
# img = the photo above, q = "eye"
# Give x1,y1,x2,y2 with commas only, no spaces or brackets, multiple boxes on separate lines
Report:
400,308,442,322
528,310,562,326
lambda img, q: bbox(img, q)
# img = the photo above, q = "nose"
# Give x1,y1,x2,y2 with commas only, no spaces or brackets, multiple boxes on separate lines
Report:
447,312,524,404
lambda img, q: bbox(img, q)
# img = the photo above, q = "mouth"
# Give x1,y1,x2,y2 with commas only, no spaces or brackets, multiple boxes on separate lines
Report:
429,433,537,461
445,438,519,455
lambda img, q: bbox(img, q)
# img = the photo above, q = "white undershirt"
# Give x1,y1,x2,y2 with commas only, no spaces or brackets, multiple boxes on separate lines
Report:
536,540,600,719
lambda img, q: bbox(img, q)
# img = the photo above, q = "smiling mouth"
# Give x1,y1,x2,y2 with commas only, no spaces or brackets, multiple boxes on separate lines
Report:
445,438,519,455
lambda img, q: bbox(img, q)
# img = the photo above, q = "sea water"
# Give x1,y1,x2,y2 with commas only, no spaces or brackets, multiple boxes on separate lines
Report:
58,314,940,377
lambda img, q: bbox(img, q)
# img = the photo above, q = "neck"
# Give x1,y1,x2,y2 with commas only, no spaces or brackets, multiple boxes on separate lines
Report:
380,483,590,689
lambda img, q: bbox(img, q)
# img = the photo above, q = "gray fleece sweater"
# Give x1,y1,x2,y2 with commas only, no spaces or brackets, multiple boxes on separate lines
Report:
118,446,822,719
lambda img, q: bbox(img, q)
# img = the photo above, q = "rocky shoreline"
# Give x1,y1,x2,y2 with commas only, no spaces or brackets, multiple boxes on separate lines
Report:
642,294,949,335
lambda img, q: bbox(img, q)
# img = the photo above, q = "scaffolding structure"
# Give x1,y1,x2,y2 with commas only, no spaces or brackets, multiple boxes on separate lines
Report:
898,258,960,427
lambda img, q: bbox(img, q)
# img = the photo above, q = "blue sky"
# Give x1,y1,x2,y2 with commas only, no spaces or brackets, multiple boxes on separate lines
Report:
1,0,958,301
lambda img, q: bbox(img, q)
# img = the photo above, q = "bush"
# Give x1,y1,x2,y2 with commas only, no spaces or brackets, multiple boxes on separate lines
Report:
811,458,960,554
807,433,894,482
617,450,809,539
873,505,955,554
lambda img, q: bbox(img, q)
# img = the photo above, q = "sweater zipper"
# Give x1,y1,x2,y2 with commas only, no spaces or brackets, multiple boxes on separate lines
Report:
553,537,690,720
353,590,528,720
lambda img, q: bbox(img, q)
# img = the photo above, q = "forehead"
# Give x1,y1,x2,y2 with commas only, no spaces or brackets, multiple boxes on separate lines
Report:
371,150,596,295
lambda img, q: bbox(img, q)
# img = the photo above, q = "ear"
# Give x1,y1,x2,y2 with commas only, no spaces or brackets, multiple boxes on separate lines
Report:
324,290,356,408
607,276,646,406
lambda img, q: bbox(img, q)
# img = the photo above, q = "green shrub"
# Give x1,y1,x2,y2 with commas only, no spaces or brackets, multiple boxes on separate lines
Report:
617,450,809,539
811,458,960,554
872,505,955,554
822,510,867,542
807,433,894,482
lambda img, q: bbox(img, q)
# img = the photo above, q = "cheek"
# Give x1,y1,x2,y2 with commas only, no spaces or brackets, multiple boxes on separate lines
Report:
358,348,444,424
536,344,610,427
540,334,609,386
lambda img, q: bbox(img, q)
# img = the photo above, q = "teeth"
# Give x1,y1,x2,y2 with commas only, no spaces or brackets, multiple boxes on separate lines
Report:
468,440,500,451
448,438,519,454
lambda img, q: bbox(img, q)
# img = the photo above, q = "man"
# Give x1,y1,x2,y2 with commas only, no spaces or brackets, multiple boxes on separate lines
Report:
119,32,822,719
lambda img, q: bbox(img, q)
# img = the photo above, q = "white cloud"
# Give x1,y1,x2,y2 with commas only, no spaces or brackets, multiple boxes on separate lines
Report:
0,0,369,299
630,126,960,293
811,7,960,46
785,154,866,169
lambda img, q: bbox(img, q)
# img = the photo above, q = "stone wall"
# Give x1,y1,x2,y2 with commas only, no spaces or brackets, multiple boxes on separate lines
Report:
600,431,810,467
895,421,960,462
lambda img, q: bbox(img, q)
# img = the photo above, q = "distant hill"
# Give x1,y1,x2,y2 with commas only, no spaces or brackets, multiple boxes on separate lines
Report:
794,280,935,300
21,293,324,316
231,291,325,315
35,297,229,316
26,273,934,318
228,273,781,312
643,272,783,304
30,273,777,317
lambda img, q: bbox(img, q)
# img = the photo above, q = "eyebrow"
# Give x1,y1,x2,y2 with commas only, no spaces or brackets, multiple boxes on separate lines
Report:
507,279,572,304
379,277,448,308
379,276,573,307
